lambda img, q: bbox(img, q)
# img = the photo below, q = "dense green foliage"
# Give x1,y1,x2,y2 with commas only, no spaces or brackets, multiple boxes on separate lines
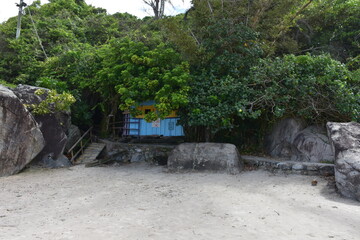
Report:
297,0,360,61
113,39,190,122
0,0,358,144
247,54,359,122
177,19,264,140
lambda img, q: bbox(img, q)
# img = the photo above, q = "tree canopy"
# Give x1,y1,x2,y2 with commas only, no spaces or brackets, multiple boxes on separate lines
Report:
0,0,358,144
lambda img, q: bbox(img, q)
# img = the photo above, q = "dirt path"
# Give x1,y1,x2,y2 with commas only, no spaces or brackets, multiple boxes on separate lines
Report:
0,163,359,240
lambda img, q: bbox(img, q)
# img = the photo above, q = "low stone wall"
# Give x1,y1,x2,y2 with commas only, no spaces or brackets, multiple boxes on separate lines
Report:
100,140,176,165
243,155,334,176
99,139,335,177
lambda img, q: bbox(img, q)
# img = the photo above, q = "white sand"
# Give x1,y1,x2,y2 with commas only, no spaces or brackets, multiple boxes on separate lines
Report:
0,163,359,240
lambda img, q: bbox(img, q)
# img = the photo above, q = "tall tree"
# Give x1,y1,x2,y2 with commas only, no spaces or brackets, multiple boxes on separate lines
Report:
143,0,174,19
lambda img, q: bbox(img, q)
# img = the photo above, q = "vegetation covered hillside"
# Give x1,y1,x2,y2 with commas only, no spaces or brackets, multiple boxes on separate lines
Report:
0,0,358,148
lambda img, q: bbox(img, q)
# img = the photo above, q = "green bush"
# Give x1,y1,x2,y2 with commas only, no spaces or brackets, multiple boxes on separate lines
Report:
247,54,359,122
26,89,76,115
0,80,16,88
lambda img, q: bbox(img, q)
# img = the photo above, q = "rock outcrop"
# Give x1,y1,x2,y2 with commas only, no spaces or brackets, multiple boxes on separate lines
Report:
0,85,45,176
264,118,306,158
265,118,334,163
167,143,243,174
13,84,71,167
13,84,71,134
12,84,48,105
327,122,360,201
32,114,71,167
292,126,334,162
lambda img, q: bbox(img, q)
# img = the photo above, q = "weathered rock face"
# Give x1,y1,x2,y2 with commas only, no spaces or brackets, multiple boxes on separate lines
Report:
13,84,72,134
265,118,334,163
292,126,334,163
65,125,81,152
167,143,243,174
264,118,306,158
12,84,47,105
31,114,70,167
101,140,175,165
13,84,71,168
327,122,360,201
0,85,45,176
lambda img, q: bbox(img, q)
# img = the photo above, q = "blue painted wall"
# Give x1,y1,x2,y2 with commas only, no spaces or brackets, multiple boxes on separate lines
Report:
129,117,184,136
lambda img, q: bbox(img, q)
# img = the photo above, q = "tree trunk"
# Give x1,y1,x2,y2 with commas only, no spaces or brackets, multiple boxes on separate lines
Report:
143,0,167,19
99,98,119,137
204,126,211,142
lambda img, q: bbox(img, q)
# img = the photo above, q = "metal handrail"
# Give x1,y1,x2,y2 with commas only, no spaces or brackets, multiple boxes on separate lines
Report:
110,118,140,138
66,126,93,163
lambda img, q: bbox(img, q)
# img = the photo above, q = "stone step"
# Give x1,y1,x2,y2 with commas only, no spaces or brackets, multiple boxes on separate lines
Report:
242,155,334,176
76,143,106,164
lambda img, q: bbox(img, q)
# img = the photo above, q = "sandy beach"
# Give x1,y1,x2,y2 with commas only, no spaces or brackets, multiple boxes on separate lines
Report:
0,163,359,240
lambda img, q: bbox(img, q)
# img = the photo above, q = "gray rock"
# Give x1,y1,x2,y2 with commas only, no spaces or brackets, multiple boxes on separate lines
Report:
31,114,70,167
292,163,305,171
277,162,292,170
130,153,145,162
13,85,72,168
12,84,48,105
318,165,335,176
327,122,360,201
13,84,71,134
43,154,71,168
292,126,334,162
264,118,306,158
65,125,81,152
167,143,243,174
265,119,334,163
243,155,334,176
101,140,175,165
0,85,45,176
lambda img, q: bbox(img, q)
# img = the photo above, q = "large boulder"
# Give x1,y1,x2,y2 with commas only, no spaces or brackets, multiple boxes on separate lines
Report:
265,118,334,163
292,126,334,163
167,143,243,174
327,122,360,201
0,85,45,176
264,118,306,158
13,84,71,167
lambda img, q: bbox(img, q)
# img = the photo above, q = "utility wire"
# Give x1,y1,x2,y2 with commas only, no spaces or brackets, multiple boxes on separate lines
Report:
26,7,48,59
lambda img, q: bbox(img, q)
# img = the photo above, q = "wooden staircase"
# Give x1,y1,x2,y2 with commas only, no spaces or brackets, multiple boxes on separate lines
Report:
65,127,106,165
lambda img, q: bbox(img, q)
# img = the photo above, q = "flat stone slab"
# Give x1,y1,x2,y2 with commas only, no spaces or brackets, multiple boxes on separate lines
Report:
242,155,334,176
77,143,106,164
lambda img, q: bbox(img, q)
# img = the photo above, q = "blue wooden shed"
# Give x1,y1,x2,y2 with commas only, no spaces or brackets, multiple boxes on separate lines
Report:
123,101,184,137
